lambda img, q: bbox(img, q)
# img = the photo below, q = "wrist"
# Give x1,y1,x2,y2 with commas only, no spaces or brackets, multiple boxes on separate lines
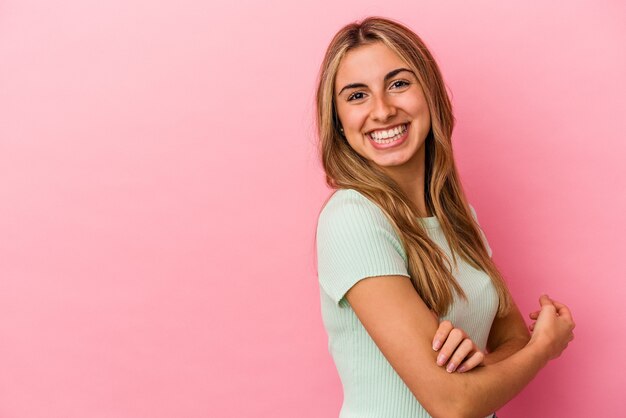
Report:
524,338,551,368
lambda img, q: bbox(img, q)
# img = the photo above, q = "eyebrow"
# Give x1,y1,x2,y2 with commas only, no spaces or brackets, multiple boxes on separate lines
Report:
336,68,416,97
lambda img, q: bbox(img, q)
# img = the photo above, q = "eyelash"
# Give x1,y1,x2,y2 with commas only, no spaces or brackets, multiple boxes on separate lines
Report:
347,80,410,102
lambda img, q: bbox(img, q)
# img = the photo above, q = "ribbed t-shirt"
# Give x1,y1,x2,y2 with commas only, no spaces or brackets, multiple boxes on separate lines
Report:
316,188,498,418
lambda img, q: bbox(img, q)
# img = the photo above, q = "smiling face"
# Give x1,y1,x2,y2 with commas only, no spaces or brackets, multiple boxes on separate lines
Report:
334,42,431,174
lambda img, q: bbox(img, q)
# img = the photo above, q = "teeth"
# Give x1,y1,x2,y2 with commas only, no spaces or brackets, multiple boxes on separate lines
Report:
369,124,407,143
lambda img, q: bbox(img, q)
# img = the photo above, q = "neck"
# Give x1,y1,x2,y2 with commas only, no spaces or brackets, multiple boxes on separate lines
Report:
379,145,431,217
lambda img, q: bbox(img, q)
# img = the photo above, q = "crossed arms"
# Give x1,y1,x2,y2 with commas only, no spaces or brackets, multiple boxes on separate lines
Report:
345,275,575,418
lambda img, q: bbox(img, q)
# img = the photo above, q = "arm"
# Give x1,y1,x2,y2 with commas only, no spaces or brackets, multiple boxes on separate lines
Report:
432,300,530,372
483,299,530,365
346,275,574,418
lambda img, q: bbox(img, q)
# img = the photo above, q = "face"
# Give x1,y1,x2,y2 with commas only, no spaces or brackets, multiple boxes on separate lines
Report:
334,42,431,173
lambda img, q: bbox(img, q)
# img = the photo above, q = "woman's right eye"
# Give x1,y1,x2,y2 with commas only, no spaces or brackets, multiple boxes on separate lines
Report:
347,92,365,101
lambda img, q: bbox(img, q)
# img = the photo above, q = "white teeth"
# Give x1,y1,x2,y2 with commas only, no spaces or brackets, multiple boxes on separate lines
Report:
368,124,408,144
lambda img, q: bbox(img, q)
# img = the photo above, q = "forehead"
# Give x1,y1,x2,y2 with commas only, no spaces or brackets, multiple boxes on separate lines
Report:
335,42,410,89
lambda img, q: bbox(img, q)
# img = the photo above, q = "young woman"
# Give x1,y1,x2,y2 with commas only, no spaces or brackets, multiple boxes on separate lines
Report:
314,16,575,418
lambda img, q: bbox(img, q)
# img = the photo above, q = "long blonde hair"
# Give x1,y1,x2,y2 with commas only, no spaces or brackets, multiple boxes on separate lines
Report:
315,16,511,317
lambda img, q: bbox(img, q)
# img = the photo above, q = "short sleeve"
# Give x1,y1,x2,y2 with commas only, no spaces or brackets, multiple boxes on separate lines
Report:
469,204,493,257
316,190,410,305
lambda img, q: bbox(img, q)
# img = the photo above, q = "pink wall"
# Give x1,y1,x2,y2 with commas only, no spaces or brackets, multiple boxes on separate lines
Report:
1,1,624,417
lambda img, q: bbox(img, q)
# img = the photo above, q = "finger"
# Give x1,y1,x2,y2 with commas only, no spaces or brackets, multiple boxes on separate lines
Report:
538,297,557,316
446,338,475,373
457,350,485,373
432,320,454,351
539,294,554,308
529,310,540,319
549,299,576,329
529,321,535,332
437,328,465,366
551,300,574,321
549,298,567,310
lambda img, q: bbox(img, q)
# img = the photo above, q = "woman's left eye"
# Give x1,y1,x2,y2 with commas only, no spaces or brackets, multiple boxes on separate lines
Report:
391,80,410,89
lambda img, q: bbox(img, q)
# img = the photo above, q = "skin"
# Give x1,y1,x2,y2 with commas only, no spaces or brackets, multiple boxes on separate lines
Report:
335,40,531,372
432,300,531,373
334,42,575,417
335,41,432,216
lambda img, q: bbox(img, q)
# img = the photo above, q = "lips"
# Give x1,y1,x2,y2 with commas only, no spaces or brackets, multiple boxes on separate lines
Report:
367,123,410,150
368,123,408,142
366,123,408,139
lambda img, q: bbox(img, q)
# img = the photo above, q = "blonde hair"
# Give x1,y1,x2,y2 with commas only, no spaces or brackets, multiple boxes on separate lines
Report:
315,16,511,317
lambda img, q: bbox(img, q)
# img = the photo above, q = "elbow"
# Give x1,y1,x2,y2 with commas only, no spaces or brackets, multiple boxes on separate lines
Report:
426,399,472,418
408,374,491,418
431,411,464,418
429,409,469,418
452,402,495,418
435,408,487,418
426,394,487,418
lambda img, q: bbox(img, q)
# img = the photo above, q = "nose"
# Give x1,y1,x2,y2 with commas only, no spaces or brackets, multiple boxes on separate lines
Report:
370,94,396,122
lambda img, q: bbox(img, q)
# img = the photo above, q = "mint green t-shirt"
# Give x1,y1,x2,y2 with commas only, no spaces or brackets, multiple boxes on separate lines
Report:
316,188,498,418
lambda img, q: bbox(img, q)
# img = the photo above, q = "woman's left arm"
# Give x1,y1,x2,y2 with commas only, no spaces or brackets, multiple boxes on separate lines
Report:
483,299,530,365
432,298,531,370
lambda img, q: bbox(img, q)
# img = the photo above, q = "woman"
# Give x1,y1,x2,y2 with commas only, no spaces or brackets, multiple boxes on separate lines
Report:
314,16,575,418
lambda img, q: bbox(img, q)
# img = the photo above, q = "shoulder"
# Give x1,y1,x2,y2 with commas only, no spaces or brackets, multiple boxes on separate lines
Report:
319,188,376,213
317,188,389,231
315,189,409,304
316,189,401,247
315,188,407,263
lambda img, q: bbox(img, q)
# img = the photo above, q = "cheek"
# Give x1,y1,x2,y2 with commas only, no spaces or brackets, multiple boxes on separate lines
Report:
421,106,431,124
337,105,368,130
411,101,431,128
405,96,429,115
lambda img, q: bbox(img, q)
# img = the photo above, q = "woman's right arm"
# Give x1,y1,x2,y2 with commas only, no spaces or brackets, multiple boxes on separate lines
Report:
345,275,574,418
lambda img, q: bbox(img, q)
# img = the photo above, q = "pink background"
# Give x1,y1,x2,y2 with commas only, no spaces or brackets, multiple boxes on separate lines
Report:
1,1,624,417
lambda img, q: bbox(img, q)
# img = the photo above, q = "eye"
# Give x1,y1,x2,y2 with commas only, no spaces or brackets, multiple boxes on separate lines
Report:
391,80,410,89
347,91,365,102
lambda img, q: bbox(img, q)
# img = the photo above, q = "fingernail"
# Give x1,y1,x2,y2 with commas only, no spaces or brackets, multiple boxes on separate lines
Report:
446,362,456,373
457,366,466,373
433,339,441,351
437,353,446,366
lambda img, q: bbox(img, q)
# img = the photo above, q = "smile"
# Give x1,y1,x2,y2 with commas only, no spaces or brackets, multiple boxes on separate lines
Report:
368,123,408,143
367,123,409,148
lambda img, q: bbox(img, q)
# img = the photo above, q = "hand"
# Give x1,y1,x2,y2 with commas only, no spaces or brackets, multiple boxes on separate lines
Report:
527,295,575,361
432,319,485,373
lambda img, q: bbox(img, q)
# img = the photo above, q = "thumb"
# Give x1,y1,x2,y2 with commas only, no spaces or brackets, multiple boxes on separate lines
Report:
539,294,553,307
538,294,557,316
